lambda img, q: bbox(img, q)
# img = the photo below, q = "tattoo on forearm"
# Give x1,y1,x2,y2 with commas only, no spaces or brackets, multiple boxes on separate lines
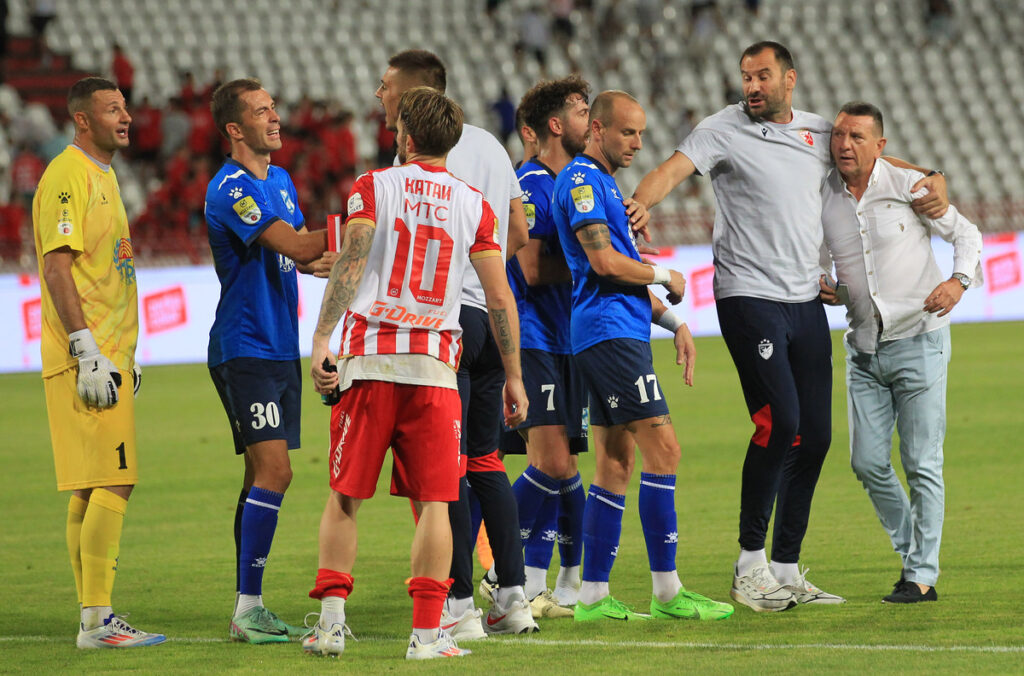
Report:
490,308,516,355
578,223,611,250
315,224,373,335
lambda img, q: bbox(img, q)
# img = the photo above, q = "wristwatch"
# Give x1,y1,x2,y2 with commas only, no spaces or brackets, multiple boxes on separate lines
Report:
927,169,945,177
952,272,970,290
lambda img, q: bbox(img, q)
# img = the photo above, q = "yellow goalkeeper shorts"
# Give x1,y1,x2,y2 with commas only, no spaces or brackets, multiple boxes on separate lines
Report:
43,366,138,491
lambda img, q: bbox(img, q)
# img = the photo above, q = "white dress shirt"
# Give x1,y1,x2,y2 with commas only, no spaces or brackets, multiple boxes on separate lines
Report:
821,159,983,353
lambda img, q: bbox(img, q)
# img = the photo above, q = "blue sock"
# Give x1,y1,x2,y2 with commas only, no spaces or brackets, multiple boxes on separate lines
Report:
512,465,560,544
524,496,557,569
638,473,677,572
558,473,585,567
582,484,625,583
238,486,283,596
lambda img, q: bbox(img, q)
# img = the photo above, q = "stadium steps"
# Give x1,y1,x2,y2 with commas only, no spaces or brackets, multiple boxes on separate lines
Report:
1,36,88,123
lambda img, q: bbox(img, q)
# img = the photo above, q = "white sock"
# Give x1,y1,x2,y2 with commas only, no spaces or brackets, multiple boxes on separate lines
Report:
234,593,263,618
494,584,525,608
81,605,113,630
447,595,474,617
651,570,682,603
736,548,768,577
413,627,439,644
484,566,498,585
770,561,800,586
578,581,609,606
555,565,581,592
320,596,346,629
524,565,547,600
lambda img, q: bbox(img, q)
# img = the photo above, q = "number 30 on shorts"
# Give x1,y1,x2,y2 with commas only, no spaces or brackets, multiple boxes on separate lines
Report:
250,402,281,430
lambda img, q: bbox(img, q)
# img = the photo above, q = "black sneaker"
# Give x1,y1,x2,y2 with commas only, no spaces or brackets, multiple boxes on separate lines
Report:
883,580,937,604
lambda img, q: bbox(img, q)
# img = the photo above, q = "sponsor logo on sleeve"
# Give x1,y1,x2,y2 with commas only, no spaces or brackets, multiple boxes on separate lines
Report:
232,196,262,224
524,202,536,230
57,208,73,236
280,189,295,214
347,192,363,215
571,185,594,214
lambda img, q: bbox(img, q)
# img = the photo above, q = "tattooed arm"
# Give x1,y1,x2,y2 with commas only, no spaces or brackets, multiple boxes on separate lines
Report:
472,253,529,428
310,219,375,395
576,222,686,302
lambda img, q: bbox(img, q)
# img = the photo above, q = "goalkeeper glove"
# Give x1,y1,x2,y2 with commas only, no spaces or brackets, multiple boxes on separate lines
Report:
132,361,142,398
69,328,121,408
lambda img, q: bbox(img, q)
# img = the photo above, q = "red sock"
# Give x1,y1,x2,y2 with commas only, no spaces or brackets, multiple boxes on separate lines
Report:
407,577,452,630
309,568,354,600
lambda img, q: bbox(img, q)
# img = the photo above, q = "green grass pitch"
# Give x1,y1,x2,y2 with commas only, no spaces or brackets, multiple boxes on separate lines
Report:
1,322,1022,673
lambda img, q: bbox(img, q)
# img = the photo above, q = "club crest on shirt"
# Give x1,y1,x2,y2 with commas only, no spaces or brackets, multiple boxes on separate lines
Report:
229,186,243,199
113,237,136,285
524,202,536,230
571,171,586,185
571,185,594,214
280,189,295,215
758,339,774,360
278,253,295,273
798,129,814,146
232,196,261,224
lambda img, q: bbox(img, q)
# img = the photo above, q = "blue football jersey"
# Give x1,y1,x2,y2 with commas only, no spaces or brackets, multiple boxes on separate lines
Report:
552,154,651,353
510,158,573,354
205,159,305,366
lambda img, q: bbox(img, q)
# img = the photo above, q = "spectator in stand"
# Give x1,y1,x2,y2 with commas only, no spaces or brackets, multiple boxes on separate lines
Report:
30,0,56,62
320,109,357,184
111,43,135,104
179,71,199,111
491,87,517,147
11,143,46,212
550,0,579,72
129,96,162,165
368,107,395,168
924,0,956,47
160,96,190,159
515,3,549,75
187,101,220,164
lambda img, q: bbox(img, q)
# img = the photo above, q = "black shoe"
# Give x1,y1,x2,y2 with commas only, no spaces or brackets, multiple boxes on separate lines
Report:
883,580,937,603
890,570,905,595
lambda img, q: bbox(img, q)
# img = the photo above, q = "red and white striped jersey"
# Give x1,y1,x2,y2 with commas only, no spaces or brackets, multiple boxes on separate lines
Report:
338,161,501,369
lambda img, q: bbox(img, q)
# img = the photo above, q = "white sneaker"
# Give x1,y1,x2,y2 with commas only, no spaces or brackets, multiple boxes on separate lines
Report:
483,591,540,634
730,564,797,613
530,590,574,619
439,607,487,641
405,629,471,659
301,621,352,658
782,567,846,604
552,583,580,607
76,616,166,649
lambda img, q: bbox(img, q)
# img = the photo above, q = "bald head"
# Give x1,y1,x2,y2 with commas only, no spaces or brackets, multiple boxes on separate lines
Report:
589,90,640,127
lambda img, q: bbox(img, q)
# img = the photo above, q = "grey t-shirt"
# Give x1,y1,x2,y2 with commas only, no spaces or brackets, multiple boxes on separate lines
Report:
678,103,831,302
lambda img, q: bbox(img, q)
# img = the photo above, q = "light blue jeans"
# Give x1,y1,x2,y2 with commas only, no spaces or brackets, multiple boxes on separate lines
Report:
845,326,950,587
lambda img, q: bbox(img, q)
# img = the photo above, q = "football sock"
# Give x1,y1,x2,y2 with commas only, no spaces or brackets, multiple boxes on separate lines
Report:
554,565,581,605
447,595,474,617
233,487,249,593
483,565,497,586
524,565,548,601
79,488,126,608
320,595,346,630
494,584,526,607
238,486,283,597
638,473,677,572
524,503,557,570
770,560,800,586
582,484,624,584
558,473,585,567
66,495,88,605
512,465,560,544
651,571,682,603
736,548,768,577
234,593,262,617
578,580,609,606
81,605,113,631
408,577,450,638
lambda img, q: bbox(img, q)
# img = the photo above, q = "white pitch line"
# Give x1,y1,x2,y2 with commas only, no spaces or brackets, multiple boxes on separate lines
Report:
1,635,1021,653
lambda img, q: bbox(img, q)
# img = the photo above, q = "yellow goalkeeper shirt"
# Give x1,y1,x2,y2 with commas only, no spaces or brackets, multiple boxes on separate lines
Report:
33,145,138,377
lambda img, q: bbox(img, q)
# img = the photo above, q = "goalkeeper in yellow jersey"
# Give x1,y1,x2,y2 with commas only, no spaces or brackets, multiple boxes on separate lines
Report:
32,77,164,649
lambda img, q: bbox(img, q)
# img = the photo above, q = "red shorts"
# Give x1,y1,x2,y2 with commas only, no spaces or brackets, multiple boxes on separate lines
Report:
328,380,462,501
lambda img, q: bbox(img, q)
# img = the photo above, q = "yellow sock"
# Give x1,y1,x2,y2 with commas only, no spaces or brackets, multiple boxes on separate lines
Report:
66,495,88,605
80,489,127,608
